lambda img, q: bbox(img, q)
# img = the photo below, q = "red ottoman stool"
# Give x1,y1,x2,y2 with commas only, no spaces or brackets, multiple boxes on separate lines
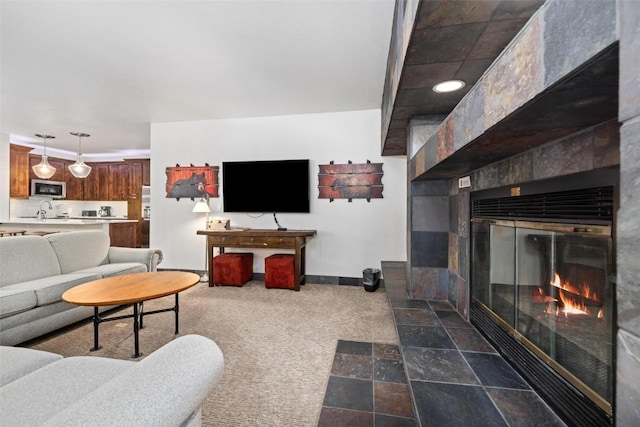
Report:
213,253,253,286
265,254,296,290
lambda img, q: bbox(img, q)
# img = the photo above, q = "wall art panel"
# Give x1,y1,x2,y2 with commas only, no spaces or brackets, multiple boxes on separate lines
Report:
318,161,384,202
165,163,219,200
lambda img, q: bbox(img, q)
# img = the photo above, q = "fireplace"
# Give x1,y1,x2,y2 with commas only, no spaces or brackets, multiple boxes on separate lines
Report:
470,179,616,426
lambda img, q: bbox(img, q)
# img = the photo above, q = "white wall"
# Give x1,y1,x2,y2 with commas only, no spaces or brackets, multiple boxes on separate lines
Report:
0,133,10,221
150,109,406,278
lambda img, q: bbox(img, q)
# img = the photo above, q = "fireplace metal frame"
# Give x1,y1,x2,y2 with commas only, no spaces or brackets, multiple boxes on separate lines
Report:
470,219,614,414
471,300,613,426
474,297,611,412
470,218,614,403
469,173,618,427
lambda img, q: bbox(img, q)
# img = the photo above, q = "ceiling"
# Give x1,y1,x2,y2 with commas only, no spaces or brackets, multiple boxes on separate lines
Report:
1,0,396,160
382,0,546,155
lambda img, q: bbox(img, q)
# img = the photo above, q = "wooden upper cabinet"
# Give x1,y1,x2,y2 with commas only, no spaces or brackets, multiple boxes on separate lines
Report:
82,163,100,200
64,167,85,200
10,144,32,198
124,160,142,196
109,164,128,200
10,151,145,202
96,164,111,201
142,159,150,186
82,163,110,201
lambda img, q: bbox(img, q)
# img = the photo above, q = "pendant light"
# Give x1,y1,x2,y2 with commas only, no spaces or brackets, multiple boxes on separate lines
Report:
68,132,92,178
32,134,56,179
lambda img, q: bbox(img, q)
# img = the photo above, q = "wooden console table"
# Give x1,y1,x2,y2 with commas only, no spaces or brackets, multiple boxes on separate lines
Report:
196,229,317,291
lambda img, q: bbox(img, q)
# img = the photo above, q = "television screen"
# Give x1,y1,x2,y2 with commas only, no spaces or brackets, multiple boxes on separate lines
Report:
222,159,310,213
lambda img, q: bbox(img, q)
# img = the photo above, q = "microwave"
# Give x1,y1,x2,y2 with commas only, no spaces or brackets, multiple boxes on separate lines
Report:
31,179,66,199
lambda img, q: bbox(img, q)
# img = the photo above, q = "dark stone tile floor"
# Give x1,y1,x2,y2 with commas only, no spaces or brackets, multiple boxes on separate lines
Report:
318,339,418,427
318,261,567,427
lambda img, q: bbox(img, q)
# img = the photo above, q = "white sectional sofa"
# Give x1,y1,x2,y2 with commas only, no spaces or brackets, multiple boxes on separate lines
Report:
0,230,163,346
0,334,224,426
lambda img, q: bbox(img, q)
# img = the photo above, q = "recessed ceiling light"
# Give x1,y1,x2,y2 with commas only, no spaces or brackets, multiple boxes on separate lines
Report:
432,80,466,93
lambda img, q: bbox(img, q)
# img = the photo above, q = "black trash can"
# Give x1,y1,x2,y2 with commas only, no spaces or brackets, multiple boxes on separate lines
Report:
362,268,381,292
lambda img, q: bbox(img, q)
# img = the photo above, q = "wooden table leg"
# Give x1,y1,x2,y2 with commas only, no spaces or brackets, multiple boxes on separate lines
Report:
207,238,215,287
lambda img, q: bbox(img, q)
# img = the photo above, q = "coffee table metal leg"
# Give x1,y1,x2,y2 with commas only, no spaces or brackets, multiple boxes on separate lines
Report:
174,294,179,334
140,301,144,329
90,306,102,352
133,302,141,358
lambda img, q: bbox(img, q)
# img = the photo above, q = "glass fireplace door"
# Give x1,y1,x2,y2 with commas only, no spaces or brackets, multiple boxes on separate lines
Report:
472,219,614,410
471,220,516,327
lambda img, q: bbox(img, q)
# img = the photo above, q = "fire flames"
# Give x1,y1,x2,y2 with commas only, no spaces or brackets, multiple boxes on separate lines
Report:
552,273,589,316
541,272,602,318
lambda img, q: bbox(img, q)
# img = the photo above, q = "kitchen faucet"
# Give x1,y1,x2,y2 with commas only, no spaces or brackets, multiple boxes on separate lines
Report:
37,200,53,221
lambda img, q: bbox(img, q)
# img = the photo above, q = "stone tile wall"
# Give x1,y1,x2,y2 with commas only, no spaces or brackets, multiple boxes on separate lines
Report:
409,179,449,300
615,0,640,424
445,120,619,320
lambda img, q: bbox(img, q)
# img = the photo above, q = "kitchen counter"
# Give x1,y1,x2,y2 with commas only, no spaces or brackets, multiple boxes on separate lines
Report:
3,218,137,224
0,218,138,237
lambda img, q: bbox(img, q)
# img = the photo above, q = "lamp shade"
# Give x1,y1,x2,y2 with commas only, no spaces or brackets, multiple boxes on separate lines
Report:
192,199,211,213
32,134,56,179
69,156,92,178
68,132,92,178
32,156,56,179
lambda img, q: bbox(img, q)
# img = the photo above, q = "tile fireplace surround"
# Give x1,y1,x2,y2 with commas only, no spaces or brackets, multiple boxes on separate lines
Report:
397,0,640,425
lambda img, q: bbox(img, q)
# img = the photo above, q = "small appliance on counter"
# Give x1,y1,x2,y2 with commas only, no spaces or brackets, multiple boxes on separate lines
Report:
143,206,151,219
81,210,97,217
98,206,112,217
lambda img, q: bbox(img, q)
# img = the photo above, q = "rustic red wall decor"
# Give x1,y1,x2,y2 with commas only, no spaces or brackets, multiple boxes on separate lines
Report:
165,164,219,200
318,161,383,202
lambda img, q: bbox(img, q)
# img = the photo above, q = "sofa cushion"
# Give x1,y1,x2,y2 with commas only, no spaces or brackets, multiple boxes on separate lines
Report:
1,273,101,307
45,231,110,274
0,356,134,427
74,262,147,278
0,289,38,318
0,236,61,286
0,346,63,387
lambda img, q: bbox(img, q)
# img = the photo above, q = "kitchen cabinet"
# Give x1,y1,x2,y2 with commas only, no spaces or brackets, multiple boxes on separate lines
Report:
64,168,84,200
109,221,137,248
82,163,126,201
64,178,84,200
81,163,100,200
125,160,144,247
95,164,111,201
10,145,149,206
2,219,137,245
141,220,150,248
142,159,151,186
126,160,143,197
10,144,32,198
108,164,128,200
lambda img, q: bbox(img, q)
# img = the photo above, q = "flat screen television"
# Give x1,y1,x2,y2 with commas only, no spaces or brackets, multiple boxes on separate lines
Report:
222,159,310,213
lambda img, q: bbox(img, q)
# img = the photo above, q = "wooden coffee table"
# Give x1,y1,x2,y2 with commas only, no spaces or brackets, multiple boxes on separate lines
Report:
62,271,200,358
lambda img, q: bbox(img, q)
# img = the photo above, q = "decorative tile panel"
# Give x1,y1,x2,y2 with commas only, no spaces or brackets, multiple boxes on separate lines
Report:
619,0,640,121
436,117,455,163
483,13,543,129
448,232,459,275
543,0,617,88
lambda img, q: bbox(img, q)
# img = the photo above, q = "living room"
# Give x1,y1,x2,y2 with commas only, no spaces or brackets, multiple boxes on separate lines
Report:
2,0,640,426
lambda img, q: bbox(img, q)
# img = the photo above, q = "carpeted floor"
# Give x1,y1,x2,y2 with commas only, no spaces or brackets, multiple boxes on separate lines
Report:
24,280,398,427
